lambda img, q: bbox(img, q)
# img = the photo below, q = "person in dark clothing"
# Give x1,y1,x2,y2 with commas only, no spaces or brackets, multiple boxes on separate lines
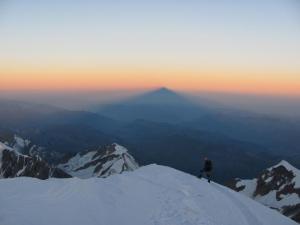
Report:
198,157,213,183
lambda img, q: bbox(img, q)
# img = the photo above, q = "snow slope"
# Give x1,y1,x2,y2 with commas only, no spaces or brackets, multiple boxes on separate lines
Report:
0,165,296,225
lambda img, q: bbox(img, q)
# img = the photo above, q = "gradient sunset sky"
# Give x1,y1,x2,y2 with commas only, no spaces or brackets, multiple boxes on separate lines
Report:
1,0,300,95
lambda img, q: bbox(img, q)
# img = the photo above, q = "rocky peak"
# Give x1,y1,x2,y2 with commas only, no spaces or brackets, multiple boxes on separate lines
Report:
226,160,300,223
254,160,299,198
0,141,71,179
58,143,139,178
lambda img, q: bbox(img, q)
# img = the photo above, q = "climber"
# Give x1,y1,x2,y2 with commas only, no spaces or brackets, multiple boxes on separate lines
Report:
198,157,213,183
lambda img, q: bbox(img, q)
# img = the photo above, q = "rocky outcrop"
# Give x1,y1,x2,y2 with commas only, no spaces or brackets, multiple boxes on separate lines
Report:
0,142,71,179
0,135,139,180
0,133,64,163
58,143,139,178
227,160,300,223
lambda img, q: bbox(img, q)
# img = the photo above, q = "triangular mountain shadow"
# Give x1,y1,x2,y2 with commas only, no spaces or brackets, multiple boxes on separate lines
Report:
125,87,191,105
96,87,210,123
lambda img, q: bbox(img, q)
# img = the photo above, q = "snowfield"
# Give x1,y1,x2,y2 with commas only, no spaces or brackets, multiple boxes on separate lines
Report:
0,165,297,225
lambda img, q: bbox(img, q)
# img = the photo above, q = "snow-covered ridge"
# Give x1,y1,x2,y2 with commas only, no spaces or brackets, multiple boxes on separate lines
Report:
227,160,300,223
0,164,296,225
2,134,52,159
58,143,139,178
0,141,26,156
1,134,139,180
0,141,29,170
0,142,13,151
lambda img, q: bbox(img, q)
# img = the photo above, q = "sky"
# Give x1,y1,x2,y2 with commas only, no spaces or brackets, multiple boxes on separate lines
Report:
0,0,300,95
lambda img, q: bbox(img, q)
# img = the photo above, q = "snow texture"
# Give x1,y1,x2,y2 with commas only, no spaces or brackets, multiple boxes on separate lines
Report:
0,164,296,225
0,141,26,158
237,178,257,197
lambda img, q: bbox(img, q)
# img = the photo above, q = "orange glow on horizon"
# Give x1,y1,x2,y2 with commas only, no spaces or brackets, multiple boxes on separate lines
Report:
1,66,300,96
1,0,299,98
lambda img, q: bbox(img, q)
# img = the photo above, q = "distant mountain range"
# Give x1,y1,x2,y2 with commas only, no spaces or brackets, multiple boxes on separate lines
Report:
95,88,300,155
227,160,300,223
0,139,138,179
0,141,70,179
1,88,300,182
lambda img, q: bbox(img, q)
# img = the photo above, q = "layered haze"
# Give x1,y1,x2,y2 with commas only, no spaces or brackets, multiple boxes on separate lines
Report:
1,88,300,183
1,89,300,118
1,0,300,182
